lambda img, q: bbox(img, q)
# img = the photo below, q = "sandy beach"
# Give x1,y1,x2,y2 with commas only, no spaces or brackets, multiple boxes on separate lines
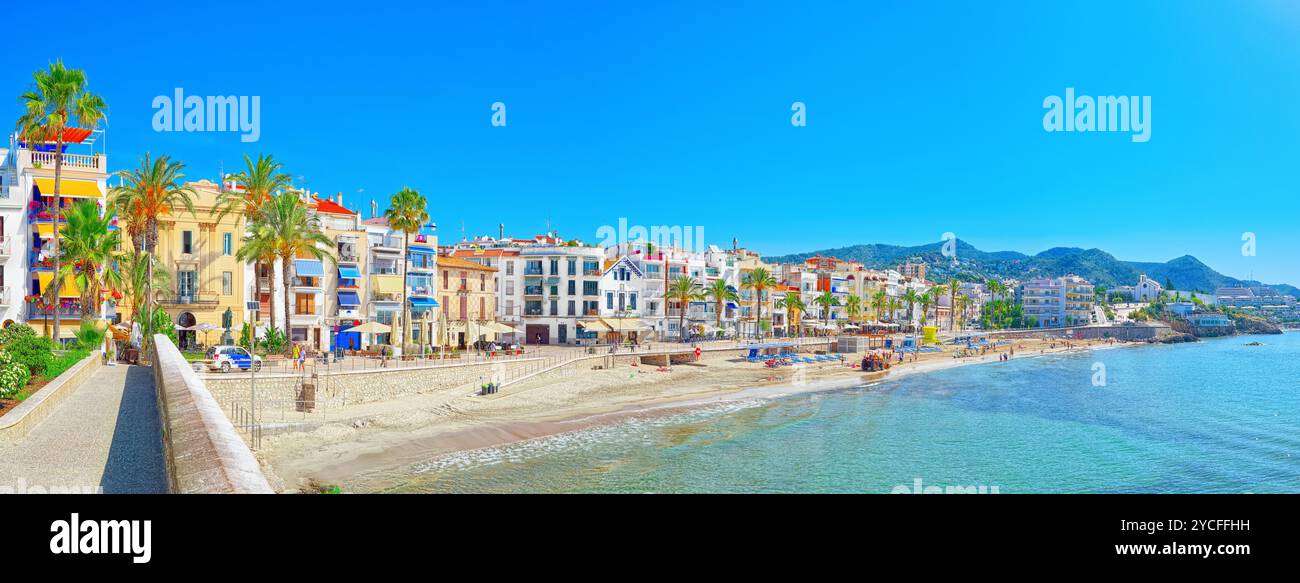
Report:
255,336,1140,492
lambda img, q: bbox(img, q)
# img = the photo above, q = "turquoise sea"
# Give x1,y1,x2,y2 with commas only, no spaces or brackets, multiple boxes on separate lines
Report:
367,333,1300,493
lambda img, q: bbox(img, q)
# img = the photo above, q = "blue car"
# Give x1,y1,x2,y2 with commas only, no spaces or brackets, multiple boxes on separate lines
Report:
206,345,264,373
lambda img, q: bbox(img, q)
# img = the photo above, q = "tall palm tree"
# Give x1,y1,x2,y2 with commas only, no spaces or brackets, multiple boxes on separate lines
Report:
845,293,862,324
705,278,738,336
217,153,292,329
955,293,971,331
55,201,121,324
667,275,704,342
385,187,430,351
109,153,196,341
741,267,778,341
814,290,840,330
901,288,920,331
257,192,334,349
946,278,961,331
119,251,170,337
918,289,935,333
887,298,900,323
236,222,280,332
871,289,888,323
779,292,805,337
17,60,108,342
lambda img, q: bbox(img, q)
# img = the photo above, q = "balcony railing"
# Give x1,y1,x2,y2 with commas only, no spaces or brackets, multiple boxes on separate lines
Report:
27,150,105,172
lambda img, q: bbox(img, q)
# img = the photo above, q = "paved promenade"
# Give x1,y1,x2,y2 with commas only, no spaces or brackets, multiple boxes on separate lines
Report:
0,364,167,494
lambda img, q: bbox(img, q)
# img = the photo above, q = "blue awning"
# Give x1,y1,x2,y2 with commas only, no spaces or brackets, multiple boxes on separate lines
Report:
409,297,439,308
726,302,738,309
408,247,436,256
338,291,361,306
294,260,325,277
338,266,362,279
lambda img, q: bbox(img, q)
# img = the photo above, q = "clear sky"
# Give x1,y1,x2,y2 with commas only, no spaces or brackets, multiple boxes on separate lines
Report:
7,1,1299,285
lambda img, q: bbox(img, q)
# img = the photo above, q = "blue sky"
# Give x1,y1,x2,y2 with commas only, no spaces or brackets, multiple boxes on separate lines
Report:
7,0,1300,284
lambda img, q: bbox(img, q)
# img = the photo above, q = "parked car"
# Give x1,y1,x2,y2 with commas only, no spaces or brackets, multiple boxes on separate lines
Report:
206,345,263,373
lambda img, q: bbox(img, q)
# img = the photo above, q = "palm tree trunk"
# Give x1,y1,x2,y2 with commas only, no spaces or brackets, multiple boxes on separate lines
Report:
51,138,64,344
400,233,410,351
145,221,158,351
282,257,292,351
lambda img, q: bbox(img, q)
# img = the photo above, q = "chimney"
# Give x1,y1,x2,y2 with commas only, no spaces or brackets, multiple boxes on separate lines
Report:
498,223,504,241
337,192,343,205
371,200,378,219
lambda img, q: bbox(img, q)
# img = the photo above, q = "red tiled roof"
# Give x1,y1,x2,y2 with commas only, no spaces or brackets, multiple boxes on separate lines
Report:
312,197,356,215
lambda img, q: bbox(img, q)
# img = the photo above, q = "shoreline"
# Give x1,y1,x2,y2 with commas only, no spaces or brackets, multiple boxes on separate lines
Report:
258,337,1147,492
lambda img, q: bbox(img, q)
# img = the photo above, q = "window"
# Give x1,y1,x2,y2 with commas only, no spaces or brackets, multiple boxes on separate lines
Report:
505,261,514,276
480,273,486,291
549,300,558,316
222,271,233,295
606,292,614,309
177,271,197,300
567,280,576,295
549,259,559,275
583,281,598,295
479,297,485,319
222,232,233,255
182,230,194,254
567,259,576,276
629,293,638,310
295,293,315,315
567,300,575,316
442,271,449,289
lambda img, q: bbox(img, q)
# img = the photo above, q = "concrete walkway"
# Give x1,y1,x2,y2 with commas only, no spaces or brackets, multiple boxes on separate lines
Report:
0,365,167,493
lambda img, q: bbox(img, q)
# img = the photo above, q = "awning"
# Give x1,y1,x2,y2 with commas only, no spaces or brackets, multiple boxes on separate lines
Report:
35,177,102,198
409,296,439,308
408,247,436,256
337,291,361,306
372,275,402,294
294,260,324,277
578,320,612,332
35,223,55,238
726,302,738,309
36,271,82,298
338,266,362,279
601,318,649,332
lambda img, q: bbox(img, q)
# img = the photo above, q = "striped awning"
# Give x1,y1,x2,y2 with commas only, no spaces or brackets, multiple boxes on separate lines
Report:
372,275,402,294
293,260,324,277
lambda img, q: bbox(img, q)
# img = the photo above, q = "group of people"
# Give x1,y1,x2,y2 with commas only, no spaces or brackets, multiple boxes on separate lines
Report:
290,342,309,371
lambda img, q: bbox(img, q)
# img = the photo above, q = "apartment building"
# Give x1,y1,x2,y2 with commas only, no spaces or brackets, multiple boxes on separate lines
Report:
112,179,247,349
1017,275,1094,328
435,255,497,348
316,194,368,352
1,128,112,342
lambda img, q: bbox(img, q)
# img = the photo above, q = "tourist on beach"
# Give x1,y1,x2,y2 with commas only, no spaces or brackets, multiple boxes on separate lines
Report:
291,343,301,372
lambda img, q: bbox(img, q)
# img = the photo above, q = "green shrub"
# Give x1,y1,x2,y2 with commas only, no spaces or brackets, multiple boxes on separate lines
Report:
74,322,106,351
43,349,91,381
0,350,31,399
0,323,37,347
6,335,55,377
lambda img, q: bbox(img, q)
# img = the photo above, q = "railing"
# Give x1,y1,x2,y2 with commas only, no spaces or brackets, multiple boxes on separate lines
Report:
28,305,83,318
0,287,8,305
161,294,219,306
27,151,105,171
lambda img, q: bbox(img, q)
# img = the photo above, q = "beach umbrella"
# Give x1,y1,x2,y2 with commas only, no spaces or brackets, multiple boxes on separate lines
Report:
197,322,219,346
343,321,392,335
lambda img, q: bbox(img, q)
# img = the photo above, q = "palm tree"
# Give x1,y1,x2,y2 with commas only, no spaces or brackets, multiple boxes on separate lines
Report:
955,293,971,331
667,275,704,342
845,293,862,325
55,201,121,324
871,289,888,323
217,153,292,329
901,288,920,331
109,153,196,341
887,298,900,323
741,267,778,340
779,292,805,337
119,251,170,337
946,279,961,331
236,222,280,332
256,192,334,350
705,278,738,337
385,187,430,351
918,289,935,332
17,60,108,342
814,290,840,331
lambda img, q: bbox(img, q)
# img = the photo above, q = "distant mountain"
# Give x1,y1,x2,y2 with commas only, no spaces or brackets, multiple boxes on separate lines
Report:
765,240,1299,297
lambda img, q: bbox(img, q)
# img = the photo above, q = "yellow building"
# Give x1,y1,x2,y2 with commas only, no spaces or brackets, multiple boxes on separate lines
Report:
117,179,247,350
436,255,498,349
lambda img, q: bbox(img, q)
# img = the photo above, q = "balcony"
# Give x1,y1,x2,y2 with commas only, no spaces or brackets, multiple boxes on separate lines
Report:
28,303,84,318
337,307,362,319
583,268,602,276
524,286,544,296
523,267,544,276
407,260,435,272
25,150,106,172
161,293,220,307
408,284,435,296
0,287,8,305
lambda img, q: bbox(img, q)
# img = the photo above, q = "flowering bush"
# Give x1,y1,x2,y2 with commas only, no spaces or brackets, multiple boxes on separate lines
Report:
0,350,31,399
